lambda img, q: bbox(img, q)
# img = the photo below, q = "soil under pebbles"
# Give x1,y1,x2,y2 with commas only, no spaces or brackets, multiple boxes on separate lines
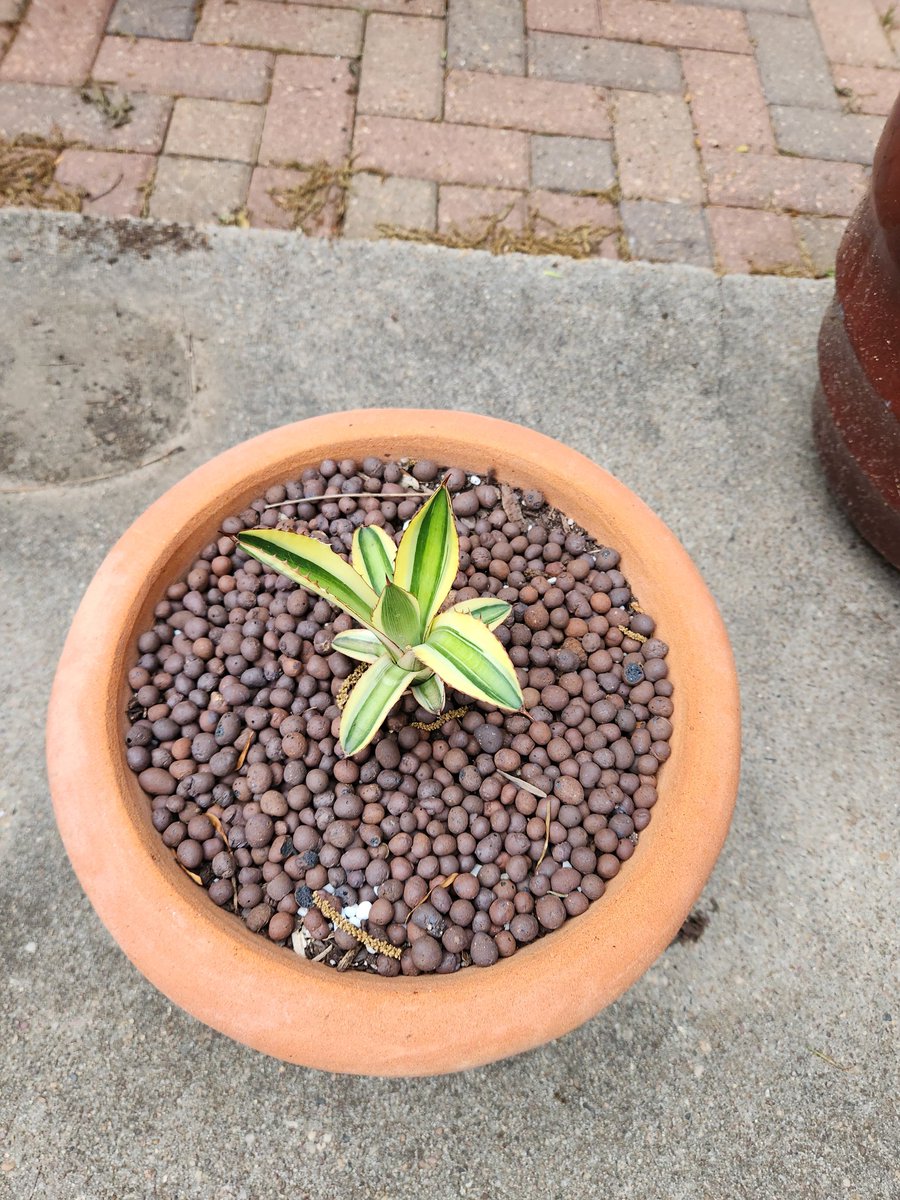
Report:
124,456,673,976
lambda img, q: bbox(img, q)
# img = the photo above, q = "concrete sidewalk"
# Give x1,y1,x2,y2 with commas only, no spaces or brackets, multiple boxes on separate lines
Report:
0,210,897,1200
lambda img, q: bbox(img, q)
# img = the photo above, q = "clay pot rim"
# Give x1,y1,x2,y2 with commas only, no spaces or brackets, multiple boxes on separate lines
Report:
47,409,740,1076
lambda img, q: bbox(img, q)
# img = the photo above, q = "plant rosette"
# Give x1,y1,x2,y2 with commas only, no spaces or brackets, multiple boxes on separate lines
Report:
237,480,523,757
47,410,740,1076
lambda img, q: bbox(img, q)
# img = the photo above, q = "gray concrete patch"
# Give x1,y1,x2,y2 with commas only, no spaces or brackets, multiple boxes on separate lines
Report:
0,210,897,1200
0,300,191,487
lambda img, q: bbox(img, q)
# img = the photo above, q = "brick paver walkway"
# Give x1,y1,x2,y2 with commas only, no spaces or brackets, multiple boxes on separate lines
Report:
1,0,897,274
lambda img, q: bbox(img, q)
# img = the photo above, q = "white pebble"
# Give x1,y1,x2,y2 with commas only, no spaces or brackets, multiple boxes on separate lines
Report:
341,901,372,928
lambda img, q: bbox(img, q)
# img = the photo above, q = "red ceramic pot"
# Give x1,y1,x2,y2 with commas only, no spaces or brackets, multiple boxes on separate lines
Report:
47,411,740,1075
815,93,900,567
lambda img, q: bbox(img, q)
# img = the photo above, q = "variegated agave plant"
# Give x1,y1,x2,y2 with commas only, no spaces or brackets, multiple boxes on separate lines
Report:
237,481,523,756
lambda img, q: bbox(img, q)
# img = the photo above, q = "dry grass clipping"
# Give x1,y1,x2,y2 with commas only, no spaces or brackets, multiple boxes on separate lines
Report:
379,204,615,260
270,160,354,235
0,136,82,212
269,165,615,258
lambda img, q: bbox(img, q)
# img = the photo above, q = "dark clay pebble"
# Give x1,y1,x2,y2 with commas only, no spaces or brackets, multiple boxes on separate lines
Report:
470,932,499,967
127,454,671,973
268,912,295,942
536,895,566,930
139,768,175,796
245,813,274,848
410,936,443,972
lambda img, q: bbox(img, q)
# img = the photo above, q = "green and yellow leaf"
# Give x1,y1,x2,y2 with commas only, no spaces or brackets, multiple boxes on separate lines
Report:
393,482,458,628
414,610,523,711
412,673,445,715
330,628,386,664
372,581,422,648
237,530,377,626
351,525,397,593
339,656,417,756
449,597,511,631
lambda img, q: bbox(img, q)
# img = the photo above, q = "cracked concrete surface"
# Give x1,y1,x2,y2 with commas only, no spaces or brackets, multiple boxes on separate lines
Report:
0,212,897,1200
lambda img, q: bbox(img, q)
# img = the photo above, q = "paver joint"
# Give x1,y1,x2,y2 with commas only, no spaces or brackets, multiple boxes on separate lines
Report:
0,0,897,274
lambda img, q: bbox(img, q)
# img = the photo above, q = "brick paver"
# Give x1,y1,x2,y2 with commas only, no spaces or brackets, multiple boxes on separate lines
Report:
0,81,171,151
793,214,847,275
531,134,615,191
529,32,682,92
620,199,712,267
149,155,250,223
448,0,525,74
0,0,26,21
107,0,197,41
681,49,775,156
93,37,272,103
748,12,840,110
704,150,869,216
324,0,446,14
770,105,884,165
833,65,900,116
0,0,113,87
439,183,525,231
601,0,752,55
530,188,617,233
246,165,306,229
686,0,807,11
358,15,444,121
526,0,600,36
196,0,362,59
809,0,894,70
445,71,610,138
0,0,893,276
354,114,529,187
345,171,437,237
166,98,265,164
54,147,154,216
706,205,804,274
259,54,354,166
615,91,703,204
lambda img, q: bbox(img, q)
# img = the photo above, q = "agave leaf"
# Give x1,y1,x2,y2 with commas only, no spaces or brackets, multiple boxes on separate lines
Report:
393,482,458,629
412,673,445,715
372,582,423,648
414,610,523,711
339,656,418,756
351,525,397,593
237,529,377,626
449,597,512,631
330,628,386,664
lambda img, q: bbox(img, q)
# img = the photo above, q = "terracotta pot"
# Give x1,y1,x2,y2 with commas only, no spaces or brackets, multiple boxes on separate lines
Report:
47,410,740,1076
814,92,900,567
